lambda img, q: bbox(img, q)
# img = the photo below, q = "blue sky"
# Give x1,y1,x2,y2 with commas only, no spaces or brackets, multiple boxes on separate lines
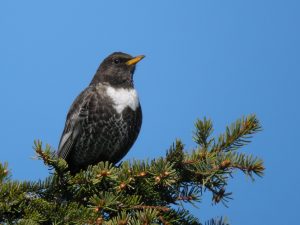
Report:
1,1,299,224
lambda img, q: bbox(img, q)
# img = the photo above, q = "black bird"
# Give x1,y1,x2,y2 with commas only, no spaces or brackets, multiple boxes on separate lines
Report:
57,52,144,173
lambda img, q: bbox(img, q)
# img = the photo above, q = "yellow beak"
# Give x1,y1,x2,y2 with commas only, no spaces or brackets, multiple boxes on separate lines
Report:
126,55,145,66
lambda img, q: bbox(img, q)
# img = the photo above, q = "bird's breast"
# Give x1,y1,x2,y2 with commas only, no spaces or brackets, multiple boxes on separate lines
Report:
105,86,140,114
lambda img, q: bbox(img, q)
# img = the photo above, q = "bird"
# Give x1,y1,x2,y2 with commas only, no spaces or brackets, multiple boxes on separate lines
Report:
57,52,144,173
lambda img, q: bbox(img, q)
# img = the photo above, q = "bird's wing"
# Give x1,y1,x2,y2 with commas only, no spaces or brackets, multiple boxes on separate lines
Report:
57,87,94,160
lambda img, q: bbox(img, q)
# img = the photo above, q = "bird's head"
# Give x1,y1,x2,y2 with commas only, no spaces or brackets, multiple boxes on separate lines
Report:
91,52,145,88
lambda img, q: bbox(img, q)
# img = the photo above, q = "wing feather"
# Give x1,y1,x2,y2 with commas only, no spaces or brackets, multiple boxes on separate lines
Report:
57,87,95,159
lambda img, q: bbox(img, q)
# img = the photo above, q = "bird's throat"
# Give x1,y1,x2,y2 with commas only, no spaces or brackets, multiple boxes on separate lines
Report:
106,86,139,114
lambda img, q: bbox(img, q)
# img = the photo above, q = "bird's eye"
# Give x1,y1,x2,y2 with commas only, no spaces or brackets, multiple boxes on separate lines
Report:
113,58,120,64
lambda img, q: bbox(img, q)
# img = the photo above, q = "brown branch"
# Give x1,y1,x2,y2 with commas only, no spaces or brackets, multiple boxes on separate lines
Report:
159,215,171,225
176,196,196,201
132,205,170,213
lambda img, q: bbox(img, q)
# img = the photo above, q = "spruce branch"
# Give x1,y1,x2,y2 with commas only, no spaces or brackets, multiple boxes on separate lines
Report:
193,117,214,149
229,153,265,178
204,217,229,225
0,115,264,224
34,140,68,174
211,114,261,153
0,162,9,183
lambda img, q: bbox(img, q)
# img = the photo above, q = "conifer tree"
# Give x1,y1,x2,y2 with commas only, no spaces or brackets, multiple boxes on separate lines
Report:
0,115,264,224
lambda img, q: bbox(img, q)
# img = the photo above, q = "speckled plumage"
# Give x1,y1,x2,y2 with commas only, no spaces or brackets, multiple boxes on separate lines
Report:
57,52,144,173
